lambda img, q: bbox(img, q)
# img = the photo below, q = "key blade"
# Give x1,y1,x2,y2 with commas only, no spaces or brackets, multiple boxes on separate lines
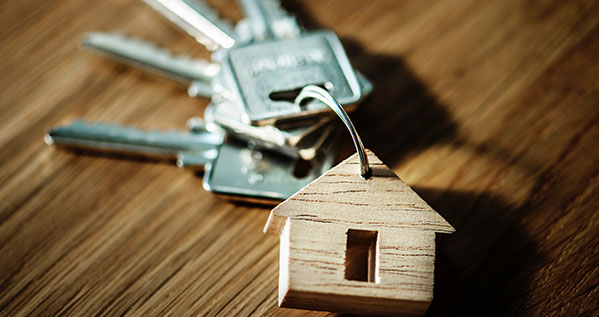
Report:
238,0,300,40
45,120,223,160
142,0,237,50
82,32,219,86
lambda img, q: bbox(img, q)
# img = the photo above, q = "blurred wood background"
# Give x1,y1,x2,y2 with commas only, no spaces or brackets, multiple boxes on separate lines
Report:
0,0,597,315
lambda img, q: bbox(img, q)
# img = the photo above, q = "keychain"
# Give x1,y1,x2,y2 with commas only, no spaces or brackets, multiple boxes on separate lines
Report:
264,85,455,316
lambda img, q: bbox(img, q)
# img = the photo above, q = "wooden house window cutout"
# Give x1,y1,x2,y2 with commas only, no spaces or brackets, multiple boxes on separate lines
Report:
264,86,455,316
345,229,379,283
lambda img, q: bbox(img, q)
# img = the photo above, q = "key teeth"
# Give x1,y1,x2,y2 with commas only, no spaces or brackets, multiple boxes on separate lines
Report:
81,31,220,78
83,31,195,64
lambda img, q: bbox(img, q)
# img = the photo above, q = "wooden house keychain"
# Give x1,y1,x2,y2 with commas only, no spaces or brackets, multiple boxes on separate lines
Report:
264,85,455,316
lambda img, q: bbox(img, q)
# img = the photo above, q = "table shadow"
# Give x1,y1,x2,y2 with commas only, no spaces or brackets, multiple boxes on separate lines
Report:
415,187,544,316
284,0,542,177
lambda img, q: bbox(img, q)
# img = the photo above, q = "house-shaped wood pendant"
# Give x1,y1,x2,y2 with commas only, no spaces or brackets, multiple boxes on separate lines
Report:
264,150,455,316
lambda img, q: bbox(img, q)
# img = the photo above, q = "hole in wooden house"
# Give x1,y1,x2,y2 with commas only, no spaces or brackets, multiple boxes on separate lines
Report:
345,229,379,283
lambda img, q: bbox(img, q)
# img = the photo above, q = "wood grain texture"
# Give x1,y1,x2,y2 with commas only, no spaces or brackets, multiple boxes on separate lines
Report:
0,0,597,316
266,150,454,315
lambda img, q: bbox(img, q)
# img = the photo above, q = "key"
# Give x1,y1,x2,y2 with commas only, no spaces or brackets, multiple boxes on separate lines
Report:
142,0,237,50
46,120,340,203
202,101,334,160
217,34,363,126
203,127,340,203
45,120,222,169
209,0,372,125
82,32,218,98
237,0,300,40
185,119,342,203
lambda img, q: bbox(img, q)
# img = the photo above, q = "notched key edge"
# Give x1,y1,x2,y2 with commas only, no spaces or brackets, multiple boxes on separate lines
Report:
81,32,219,85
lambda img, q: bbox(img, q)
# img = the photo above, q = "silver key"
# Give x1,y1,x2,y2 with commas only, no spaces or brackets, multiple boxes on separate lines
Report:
203,127,339,203
142,0,237,50
213,0,371,125
217,30,363,125
45,120,222,169
187,119,341,203
238,0,300,40
202,101,334,160
82,32,218,98
45,120,339,202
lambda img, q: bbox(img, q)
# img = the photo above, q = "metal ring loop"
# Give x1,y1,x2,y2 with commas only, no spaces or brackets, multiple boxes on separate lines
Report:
295,85,372,179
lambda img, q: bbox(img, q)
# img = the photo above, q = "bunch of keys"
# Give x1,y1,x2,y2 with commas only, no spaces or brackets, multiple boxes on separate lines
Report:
46,0,372,204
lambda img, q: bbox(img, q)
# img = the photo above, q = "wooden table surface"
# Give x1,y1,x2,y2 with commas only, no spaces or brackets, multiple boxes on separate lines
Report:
1,0,597,316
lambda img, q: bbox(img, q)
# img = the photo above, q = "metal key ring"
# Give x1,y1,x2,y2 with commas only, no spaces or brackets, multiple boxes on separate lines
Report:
295,85,372,179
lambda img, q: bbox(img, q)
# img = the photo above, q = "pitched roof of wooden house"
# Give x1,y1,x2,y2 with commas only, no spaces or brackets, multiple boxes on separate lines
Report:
265,150,455,235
